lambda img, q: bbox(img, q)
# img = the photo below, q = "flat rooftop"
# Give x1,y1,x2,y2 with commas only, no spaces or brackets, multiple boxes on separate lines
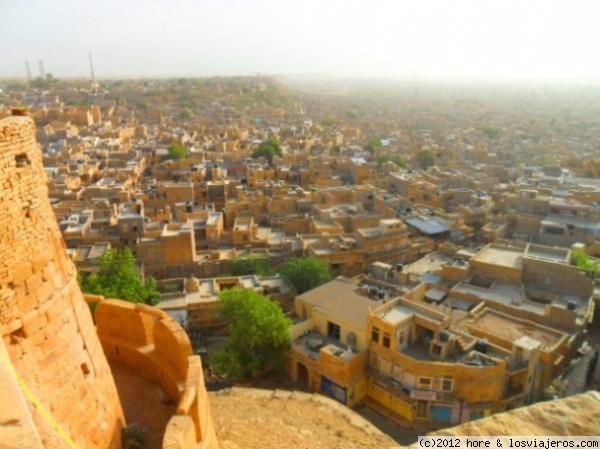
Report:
526,245,569,263
468,310,562,350
473,245,523,270
292,330,361,362
297,277,382,328
451,279,545,315
402,253,454,278
381,303,444,325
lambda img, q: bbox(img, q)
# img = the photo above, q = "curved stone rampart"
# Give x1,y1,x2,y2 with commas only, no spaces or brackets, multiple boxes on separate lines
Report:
90,296,219,449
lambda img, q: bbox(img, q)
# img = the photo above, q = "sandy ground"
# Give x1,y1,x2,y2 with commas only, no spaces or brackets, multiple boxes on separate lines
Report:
210,387,398,449
110,363,176,449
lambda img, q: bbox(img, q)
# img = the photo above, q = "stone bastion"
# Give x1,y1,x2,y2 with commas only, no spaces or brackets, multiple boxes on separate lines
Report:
0,115,218,449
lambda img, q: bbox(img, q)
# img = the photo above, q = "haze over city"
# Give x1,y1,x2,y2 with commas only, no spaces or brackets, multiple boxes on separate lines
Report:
2,0,600,81
2,0,600,447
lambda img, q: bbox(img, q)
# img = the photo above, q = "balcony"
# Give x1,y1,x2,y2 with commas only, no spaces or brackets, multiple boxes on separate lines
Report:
366,366,456,403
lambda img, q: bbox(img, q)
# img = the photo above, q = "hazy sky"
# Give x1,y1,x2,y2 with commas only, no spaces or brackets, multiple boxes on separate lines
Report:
2,0,599,80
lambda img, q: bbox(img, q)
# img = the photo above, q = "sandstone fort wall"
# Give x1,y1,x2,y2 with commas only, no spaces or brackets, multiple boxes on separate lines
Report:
91,296,219,449
0,116,125,448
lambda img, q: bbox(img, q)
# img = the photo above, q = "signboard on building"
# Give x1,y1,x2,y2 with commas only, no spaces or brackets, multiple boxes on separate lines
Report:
410,389,437,400
321,376,347,404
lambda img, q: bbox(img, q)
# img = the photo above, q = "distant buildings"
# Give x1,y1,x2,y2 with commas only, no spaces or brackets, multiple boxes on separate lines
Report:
3,77,600,431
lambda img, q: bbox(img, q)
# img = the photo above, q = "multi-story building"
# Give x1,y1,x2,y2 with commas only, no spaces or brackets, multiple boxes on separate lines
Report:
288,242,595,429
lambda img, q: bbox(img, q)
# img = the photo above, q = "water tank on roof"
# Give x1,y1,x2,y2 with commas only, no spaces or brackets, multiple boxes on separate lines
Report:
396,263,404,272
475,339,488,354
440,330,450,343
347,332,357,350
377,289,385,299
567,301,577,311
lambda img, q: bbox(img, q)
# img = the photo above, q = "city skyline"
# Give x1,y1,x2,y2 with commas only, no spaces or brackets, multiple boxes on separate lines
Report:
2,0,600,81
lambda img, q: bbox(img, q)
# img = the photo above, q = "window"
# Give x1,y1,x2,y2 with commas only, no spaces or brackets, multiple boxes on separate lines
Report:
371,327,380,343
418,377,432,389
398,331,405,346
442,378,453,392
393,365,404,382
383,333,391,348
328,322,341,340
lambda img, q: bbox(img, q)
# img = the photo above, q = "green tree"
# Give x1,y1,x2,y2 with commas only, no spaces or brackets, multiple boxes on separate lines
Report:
161,143,187,161
79,248,160,305
229,253,273,277
539,155,556,166
416,149,435,170
252,137,282,165
345,109,359,119
279,257,332,294
376,154,390,167
392,155,407,168
479,125,500,139
571,248,600,276
364,137,381,155
321,117,336,127
212,288,292,379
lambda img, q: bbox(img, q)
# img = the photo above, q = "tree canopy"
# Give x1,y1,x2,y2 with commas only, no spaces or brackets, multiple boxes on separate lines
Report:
376,154,406,169
364,137,381,154
251,137,282,165
79,248,160,305
279,256,333,294
161,143,187,161
416,149,435,170
479,125,500,140
229,253,273,277
321,117,337,127
212,288,292,379
571,248,600,277
392,155,407,168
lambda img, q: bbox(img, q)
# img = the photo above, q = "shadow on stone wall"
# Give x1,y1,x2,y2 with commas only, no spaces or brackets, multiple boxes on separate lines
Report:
85,295,219,449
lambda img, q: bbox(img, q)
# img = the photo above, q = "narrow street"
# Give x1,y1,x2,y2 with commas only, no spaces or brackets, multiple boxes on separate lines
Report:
561,324,600,397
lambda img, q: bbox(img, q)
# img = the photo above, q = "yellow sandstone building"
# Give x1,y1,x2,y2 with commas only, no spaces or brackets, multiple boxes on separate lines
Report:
288,240,594,429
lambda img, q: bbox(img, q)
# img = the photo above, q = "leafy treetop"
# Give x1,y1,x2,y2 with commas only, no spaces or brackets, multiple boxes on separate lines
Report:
79,247,160,305
279,256,332,294
229,253,273,277
571,248,600,277
364,137,381,154
251,137,282,165
416,149,435,170
161,143,187,161
211,287,292,379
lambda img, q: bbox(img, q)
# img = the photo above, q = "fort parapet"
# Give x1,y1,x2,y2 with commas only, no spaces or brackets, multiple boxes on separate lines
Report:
88,296,219,448
0,115,218,448
0,116,125,447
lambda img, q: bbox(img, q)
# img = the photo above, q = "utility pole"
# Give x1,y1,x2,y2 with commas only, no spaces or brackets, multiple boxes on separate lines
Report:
89,51,95,81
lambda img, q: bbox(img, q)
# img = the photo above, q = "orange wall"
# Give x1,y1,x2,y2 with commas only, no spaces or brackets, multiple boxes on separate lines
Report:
94,298,219,449
0,116,125,449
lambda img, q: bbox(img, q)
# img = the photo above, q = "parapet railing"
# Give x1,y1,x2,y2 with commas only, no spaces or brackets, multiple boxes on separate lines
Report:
84,295,218,449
